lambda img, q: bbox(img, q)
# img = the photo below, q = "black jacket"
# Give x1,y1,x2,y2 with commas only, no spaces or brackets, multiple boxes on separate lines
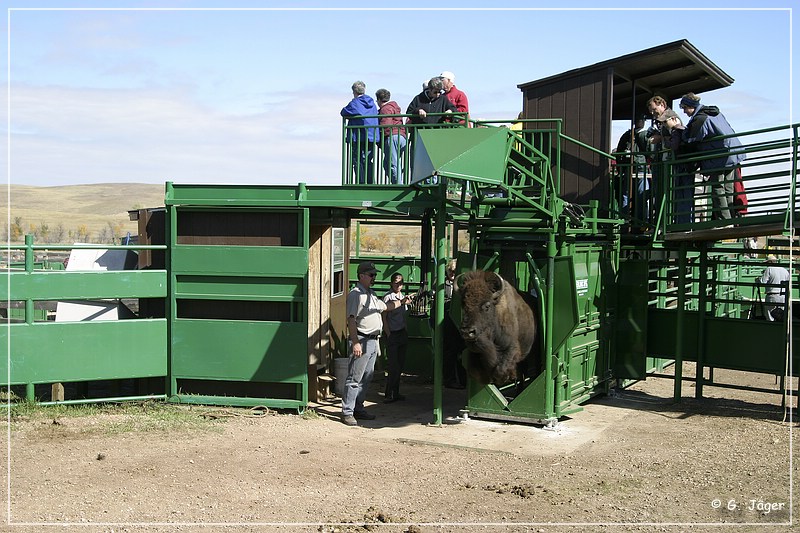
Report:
406,91,458,125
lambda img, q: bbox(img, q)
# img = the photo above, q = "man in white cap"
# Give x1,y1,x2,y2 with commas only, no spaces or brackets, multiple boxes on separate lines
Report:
439,71,469,116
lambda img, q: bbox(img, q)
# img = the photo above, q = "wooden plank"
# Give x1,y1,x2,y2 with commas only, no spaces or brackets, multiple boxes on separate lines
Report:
320,225,332,364
308,225,323,366
51,383,64,402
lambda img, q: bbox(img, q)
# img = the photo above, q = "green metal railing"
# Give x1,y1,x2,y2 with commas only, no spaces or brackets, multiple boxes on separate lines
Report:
613,123,800,235
644,246,796,400
341,112,468,186
2,235,169,403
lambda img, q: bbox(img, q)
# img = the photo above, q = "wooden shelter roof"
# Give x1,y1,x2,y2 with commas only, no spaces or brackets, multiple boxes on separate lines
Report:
518,39,734,121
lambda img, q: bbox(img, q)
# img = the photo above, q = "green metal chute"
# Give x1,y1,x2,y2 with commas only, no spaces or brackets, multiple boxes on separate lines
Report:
411,127,511,186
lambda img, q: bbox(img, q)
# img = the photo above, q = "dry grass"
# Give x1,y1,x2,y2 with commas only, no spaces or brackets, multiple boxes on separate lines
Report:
1,183,165,243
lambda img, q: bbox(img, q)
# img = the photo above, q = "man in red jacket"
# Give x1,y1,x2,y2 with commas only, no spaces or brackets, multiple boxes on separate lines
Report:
440,71,469,119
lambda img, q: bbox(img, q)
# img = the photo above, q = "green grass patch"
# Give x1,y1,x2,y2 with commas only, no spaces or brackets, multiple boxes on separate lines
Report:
9,400,224,436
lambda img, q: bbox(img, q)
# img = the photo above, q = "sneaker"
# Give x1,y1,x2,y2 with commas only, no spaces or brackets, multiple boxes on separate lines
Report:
353,410,376,420
341,415,358,426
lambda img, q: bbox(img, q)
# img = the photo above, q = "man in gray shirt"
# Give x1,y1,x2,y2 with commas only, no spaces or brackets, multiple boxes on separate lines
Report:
758,255,790,321
342,262,411,426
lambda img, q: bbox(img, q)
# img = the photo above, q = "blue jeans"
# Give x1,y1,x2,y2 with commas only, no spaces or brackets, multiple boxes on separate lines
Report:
342,337,378,416
382,134,407,184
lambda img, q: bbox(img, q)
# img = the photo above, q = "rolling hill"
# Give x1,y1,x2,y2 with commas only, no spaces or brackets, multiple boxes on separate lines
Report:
2,183,166,243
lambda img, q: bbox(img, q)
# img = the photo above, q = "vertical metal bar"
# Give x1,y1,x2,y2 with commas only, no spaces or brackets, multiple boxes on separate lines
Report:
24,234,33,325
24,233,37,400
432,194,447,426
167,201,177,400
696,247,708,399
341,118,347,185
673,242,687,403
543,233,556,418
354,221,361,258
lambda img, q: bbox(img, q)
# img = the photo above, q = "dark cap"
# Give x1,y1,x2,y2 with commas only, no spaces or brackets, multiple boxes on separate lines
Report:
357,261,379,275
657,108,679,122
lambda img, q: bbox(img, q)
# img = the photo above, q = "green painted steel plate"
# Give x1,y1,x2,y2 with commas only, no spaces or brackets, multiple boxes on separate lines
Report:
411,128,511,185
2,320,167,384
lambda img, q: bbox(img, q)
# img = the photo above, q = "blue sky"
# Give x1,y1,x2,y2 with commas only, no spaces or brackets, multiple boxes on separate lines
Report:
3,2,797,187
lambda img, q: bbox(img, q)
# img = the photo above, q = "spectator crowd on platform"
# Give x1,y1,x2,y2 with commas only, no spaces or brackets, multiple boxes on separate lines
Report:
341,72,470,184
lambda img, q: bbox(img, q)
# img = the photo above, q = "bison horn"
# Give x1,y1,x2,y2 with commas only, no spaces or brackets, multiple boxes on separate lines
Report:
488,271,505,295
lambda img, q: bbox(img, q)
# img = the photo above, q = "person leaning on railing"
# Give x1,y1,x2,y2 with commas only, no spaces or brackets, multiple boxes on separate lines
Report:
657,108,693,225
406,77,458,126
678,93,746,222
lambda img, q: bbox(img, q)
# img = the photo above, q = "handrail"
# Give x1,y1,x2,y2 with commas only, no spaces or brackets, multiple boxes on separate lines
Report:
614,122,799,236
341,113,469,186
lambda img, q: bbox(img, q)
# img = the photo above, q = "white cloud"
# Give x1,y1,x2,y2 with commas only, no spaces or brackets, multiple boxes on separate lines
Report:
9,84,345,186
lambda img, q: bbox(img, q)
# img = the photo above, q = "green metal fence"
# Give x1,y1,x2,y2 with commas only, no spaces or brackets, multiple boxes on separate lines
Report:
341,112,468,186
612,123,800,235
1,235,168,404
638,246,797,400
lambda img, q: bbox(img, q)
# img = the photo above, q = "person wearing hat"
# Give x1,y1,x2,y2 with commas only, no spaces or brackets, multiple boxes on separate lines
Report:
757,255,790,321
657,108,693,224
679,92,746,221
342,261,413,426
439,71,469,118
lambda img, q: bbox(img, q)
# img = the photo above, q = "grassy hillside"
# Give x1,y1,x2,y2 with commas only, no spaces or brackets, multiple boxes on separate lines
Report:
2,183,166,243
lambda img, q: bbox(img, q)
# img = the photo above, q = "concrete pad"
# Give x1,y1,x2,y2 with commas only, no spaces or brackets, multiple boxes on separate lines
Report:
311,377,642,458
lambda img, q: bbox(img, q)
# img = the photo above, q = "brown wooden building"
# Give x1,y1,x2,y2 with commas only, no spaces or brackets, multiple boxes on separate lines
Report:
517,39,735,207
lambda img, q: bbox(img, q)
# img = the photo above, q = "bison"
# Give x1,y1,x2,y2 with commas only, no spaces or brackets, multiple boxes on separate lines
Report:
455,270,539,385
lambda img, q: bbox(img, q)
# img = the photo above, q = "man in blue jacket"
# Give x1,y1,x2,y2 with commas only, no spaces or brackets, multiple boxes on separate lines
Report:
679,93,745,221
341,81,379,184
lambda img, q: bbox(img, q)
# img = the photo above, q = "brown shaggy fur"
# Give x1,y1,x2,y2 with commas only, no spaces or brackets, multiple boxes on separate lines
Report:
456,270,539,385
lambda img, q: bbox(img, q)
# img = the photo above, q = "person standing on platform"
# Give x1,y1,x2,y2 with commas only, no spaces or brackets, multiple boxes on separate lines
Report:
375,88,407,184
341,81,379,184
679,92,745,222
440,71,469,122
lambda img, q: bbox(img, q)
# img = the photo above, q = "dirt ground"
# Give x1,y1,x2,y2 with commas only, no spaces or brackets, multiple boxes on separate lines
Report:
3,363,797,533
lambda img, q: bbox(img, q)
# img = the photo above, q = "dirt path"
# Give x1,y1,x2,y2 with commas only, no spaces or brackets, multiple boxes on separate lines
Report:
3,364,797,533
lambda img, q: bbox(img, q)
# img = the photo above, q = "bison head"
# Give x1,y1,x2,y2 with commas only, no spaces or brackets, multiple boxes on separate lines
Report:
456,270,505,347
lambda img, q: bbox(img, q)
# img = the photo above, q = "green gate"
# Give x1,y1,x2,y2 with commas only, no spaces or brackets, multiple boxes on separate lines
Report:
1,236,168,403
165,184,309,409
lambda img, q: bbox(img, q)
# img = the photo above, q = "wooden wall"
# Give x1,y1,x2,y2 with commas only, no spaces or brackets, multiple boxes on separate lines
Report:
521,68,613,208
